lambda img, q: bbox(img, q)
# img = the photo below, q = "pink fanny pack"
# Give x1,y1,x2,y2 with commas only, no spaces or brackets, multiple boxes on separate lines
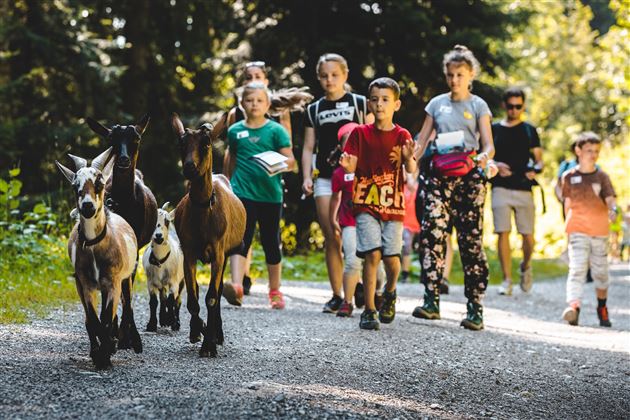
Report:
431,151,476,177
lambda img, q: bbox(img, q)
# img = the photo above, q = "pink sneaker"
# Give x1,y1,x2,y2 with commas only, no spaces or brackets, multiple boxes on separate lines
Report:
269,289,285,310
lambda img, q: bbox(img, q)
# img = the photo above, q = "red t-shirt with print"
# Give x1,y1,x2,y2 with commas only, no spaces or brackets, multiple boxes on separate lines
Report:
343,124,412,222
331,166,356,228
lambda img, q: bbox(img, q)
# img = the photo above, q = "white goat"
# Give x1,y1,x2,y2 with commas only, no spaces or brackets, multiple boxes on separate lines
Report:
142,202,184,331
56,147,141,370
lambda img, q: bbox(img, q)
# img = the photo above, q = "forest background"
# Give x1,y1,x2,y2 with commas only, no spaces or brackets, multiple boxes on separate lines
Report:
0,0,628,320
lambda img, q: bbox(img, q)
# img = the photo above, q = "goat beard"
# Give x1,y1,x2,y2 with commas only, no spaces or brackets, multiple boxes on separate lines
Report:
268,87,314,116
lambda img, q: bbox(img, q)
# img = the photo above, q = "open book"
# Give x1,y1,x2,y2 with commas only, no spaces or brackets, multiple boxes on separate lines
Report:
250,151,288,176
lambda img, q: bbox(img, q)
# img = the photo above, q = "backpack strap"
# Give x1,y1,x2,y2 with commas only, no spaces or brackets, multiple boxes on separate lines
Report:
307,99,321,128
351,93,365,124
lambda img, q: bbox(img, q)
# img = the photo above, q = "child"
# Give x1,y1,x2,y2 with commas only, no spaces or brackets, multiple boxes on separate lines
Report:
400,171,421,283
560,132,617,327
340,77,417,330
302,53,373,314
223,82,296,309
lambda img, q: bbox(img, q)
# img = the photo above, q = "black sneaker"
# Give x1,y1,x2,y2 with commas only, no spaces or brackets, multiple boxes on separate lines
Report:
354,283,365,308
439,278,450,295
243,275,252,296
379,290,397,324
460,301,484,330
323,295,343,313
359,310,380,330
412,288,440,320
597,306,612,327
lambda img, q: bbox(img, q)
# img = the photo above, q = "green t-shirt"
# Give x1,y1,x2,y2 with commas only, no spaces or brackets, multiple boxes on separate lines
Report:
228,120,291,203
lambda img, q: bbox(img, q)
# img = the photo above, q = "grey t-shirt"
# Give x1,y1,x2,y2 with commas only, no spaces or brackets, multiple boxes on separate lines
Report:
425,93,492,151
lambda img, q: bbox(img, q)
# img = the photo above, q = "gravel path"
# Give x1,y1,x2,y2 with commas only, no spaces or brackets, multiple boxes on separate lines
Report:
1,263,629,419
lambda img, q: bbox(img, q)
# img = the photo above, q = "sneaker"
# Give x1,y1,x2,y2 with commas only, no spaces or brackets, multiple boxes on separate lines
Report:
498,279,513,296
323,295,343,313
412,289,440,320
562,306,580,326
269,289,285,310
379,290,397,324
439,278,450,295
336,301,353,317
222,282,243,306
597,306,612,327
460,301,484,330
519,263,533,292
359,310,380,330
243,275,252,295
354,283,365,308
374,293,384,311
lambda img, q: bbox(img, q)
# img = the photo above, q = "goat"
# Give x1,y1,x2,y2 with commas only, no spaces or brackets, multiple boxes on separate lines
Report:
143,202,184,332
86,114,158,349
171,114,246,358
56,147,141,369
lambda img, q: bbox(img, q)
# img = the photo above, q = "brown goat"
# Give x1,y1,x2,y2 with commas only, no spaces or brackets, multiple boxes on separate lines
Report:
56,148,141,369
171,114,246,358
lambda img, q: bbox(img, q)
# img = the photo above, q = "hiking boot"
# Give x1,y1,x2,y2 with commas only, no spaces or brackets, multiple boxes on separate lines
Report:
379,289,397,324
336,301,354,317
374,293,384,311
222,283,243,306
354,283,365,308
359,310,380,331
460,301,484,331
597,306,612,327
498,279,513,296
243,275,252,295
519,263,533,292
269,289,285,310
439,278,450,295
323,295,343,313
562,306,580,326
412,288,440,320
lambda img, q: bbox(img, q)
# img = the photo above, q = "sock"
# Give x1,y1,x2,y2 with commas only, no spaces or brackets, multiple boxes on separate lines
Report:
401,271,409,281
598,298,607,308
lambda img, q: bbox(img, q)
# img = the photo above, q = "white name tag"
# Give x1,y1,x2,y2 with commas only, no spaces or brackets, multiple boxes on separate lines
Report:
570,176,582,184
439,105,452,114
344,173,355,182
336,102,349,109
237,130,249,139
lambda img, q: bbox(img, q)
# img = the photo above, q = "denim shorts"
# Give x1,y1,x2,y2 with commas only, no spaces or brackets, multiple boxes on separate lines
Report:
355,212,403,258
313,177,332,198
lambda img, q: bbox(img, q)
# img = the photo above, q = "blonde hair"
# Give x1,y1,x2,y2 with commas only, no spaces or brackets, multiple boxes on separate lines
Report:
443,45,480,77
316,53,352,92
241,82,272,103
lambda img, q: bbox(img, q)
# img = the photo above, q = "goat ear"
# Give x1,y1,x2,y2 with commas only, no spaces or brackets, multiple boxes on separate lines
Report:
169,209,176,221
91,146,113,172
161,201,171,211
67,154,87,170
86,117,111,138
101,151,115,182
135,113,150,136
212,112,228,139
56,161,76,184
172,113,185,137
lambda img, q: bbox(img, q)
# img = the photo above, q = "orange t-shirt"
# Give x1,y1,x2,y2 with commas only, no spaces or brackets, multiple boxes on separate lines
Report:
561,168,615,236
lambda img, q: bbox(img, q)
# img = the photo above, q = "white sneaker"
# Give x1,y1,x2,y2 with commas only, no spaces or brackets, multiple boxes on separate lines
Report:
498,279,513,296
520,264,533,292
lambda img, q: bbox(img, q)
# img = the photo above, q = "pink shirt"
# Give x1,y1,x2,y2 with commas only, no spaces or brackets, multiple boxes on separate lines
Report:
331,167,356,228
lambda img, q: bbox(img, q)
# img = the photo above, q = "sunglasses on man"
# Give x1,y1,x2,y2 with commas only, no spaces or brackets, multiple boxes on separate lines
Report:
506,104,523,110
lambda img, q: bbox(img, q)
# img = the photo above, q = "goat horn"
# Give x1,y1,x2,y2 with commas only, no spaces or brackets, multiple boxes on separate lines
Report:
67,154,87,170
91,147,114,171
161,201,171,210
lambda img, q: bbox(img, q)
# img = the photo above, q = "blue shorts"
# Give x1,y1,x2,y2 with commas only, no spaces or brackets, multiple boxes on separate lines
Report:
355,212,403,258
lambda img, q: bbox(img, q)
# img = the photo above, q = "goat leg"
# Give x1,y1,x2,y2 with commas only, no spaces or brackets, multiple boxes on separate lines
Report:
146,291,158,332
184,259,204,343
76,279,100,361
172,280,184,332
159,289,169,327
201,255,225,358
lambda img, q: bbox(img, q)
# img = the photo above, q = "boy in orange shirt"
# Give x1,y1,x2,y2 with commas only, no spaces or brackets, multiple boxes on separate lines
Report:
340,77,416,330
560,132,617,327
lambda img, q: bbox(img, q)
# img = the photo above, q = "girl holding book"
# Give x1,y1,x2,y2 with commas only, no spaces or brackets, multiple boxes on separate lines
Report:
224,82,295,309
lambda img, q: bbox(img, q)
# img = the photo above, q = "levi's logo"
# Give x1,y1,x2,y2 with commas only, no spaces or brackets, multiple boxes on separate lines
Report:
318,107,355,125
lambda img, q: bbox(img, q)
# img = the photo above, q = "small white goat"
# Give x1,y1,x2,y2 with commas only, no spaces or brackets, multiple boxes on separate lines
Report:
142,202,184,331
56,147,141,370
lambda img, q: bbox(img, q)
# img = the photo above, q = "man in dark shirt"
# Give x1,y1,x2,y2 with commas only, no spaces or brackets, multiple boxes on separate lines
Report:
491,88,543,296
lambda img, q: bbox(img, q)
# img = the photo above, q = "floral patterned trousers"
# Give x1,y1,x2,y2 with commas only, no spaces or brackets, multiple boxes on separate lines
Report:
419,169,488,303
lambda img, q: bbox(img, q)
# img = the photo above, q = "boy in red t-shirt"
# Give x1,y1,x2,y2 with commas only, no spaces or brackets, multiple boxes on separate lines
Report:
560,132,617,327
340,77,417,330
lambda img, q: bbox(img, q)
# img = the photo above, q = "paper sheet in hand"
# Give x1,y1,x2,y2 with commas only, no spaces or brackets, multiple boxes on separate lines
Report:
435,130,466,154
251,151,288,176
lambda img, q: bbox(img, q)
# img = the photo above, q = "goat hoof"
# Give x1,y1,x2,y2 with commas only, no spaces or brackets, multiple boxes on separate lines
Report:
172,321,180,332
92,350,112,370
146,321,157,332
131,330,143,354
